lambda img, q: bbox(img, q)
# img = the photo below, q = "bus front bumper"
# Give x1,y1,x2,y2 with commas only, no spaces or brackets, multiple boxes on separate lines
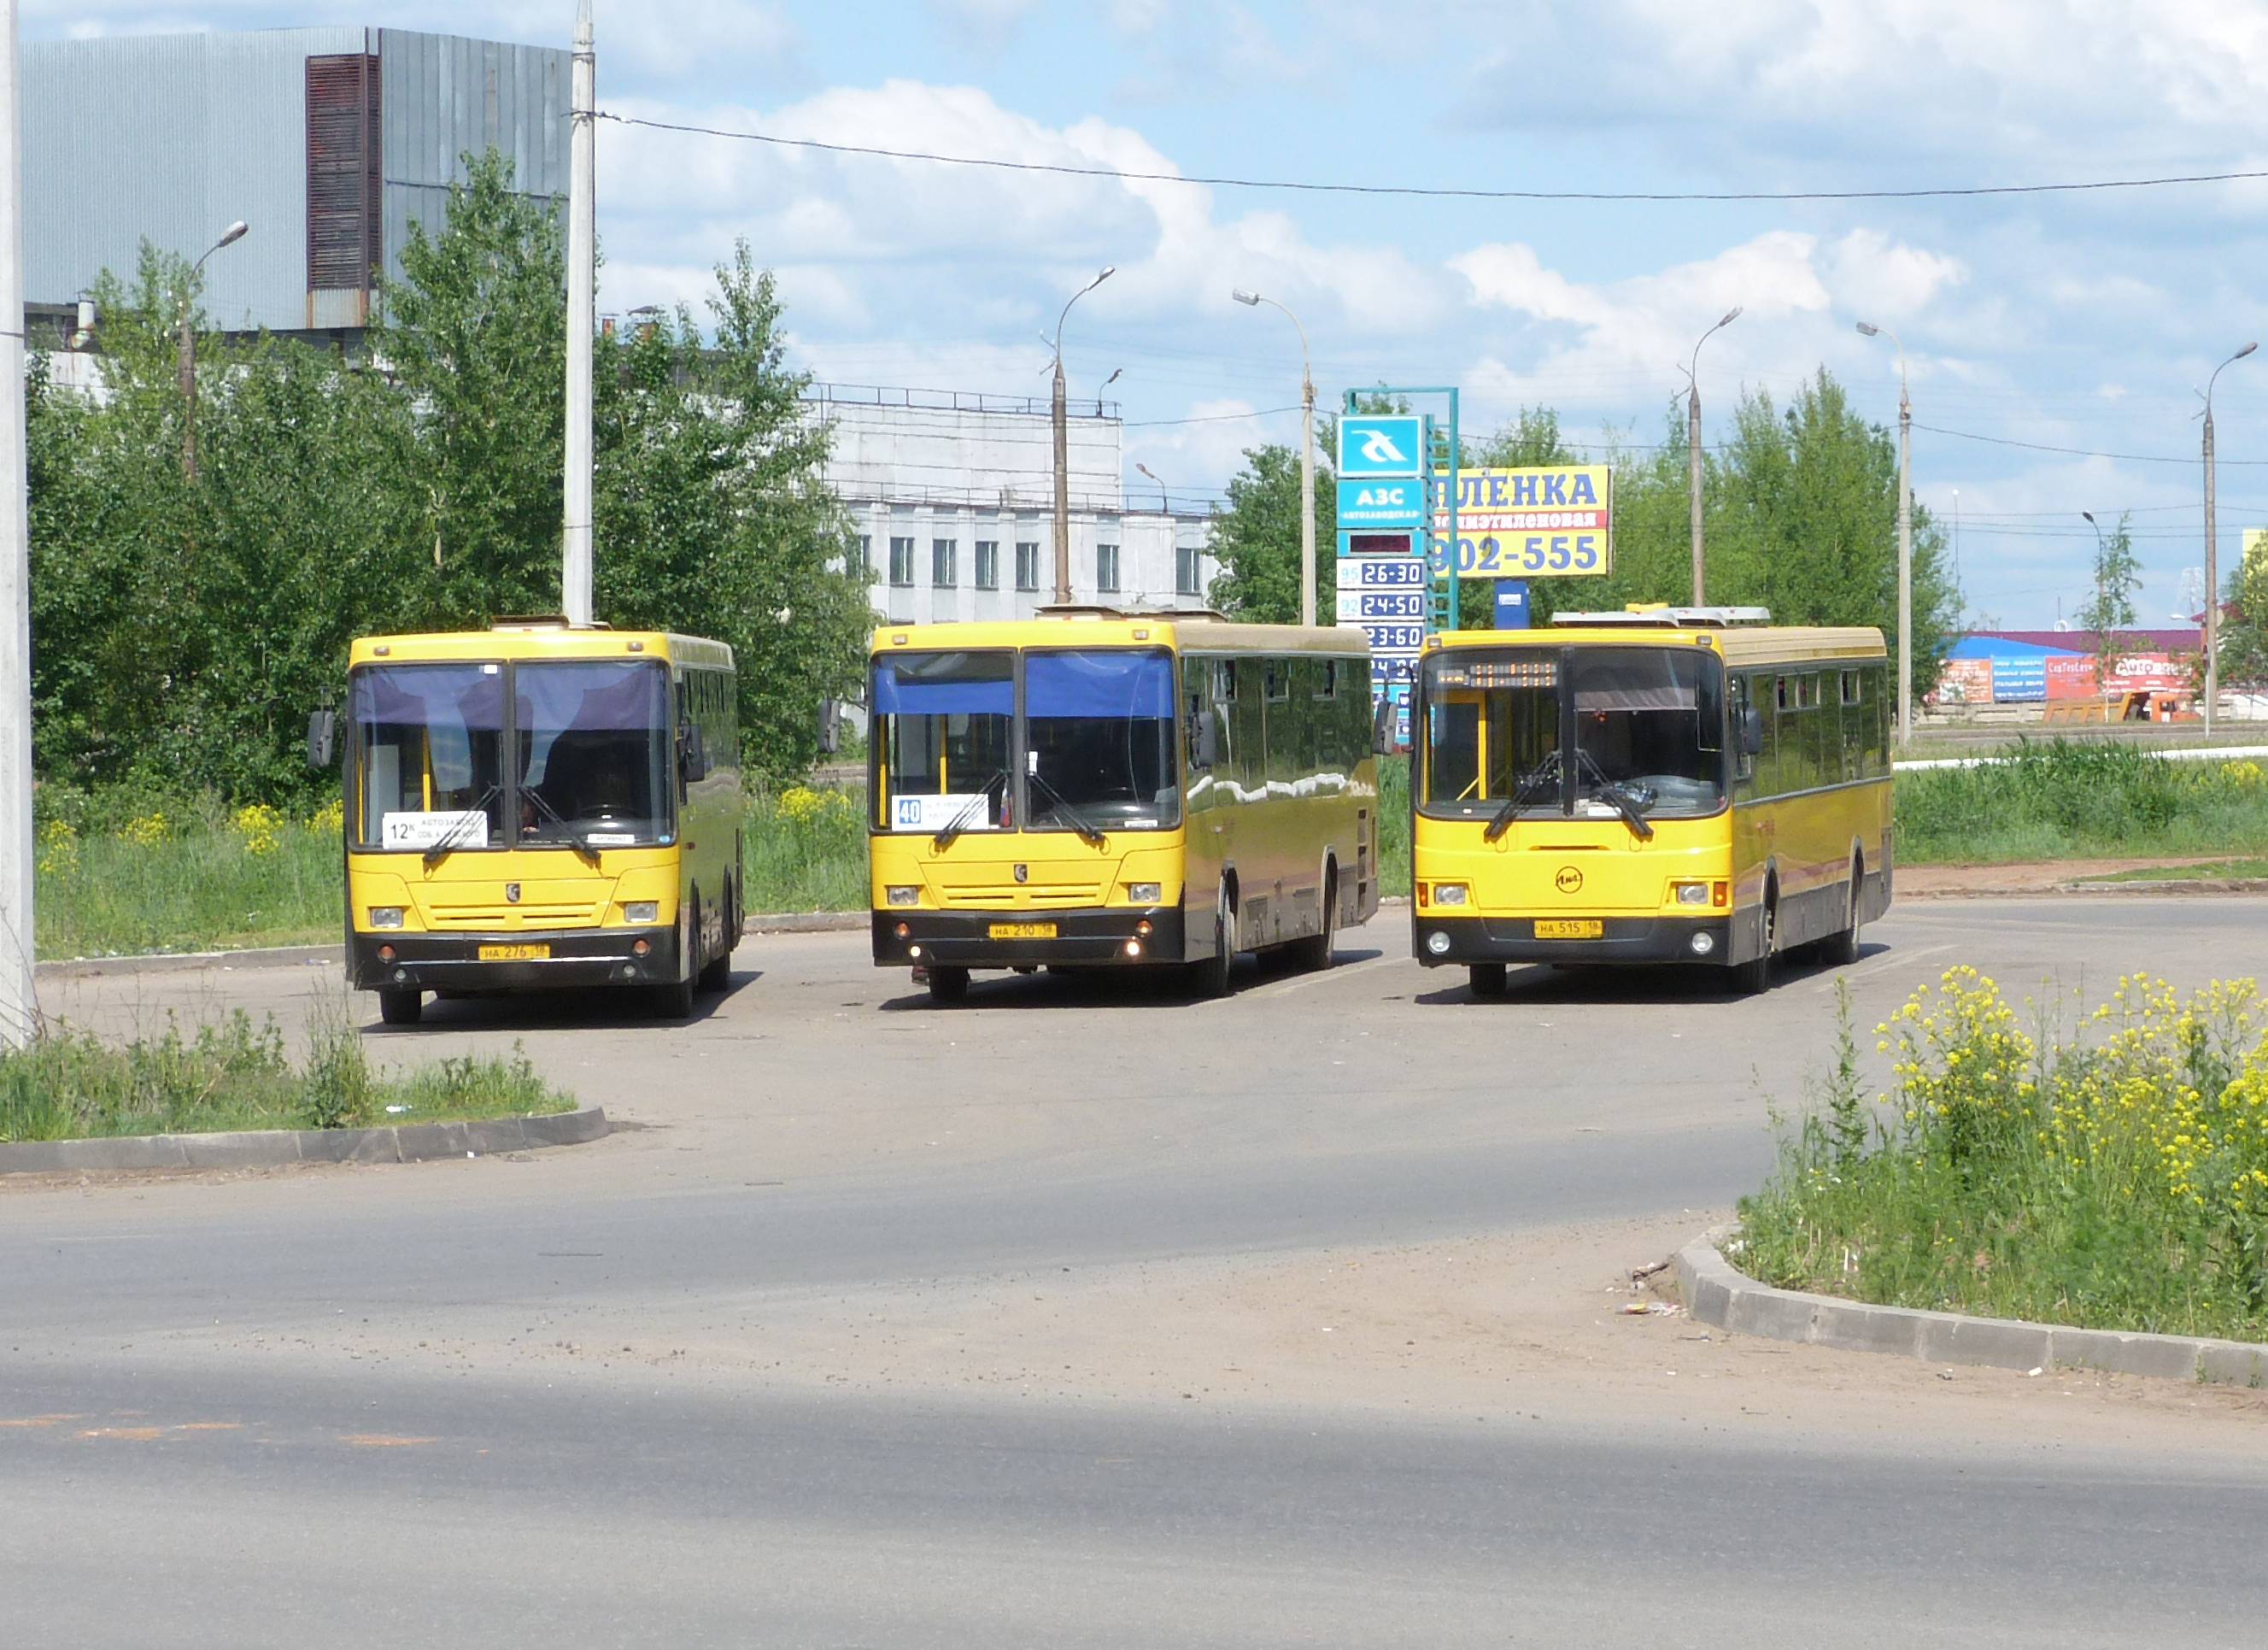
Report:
1413,913,1732,966
349,927,680,992
873,907,1184,968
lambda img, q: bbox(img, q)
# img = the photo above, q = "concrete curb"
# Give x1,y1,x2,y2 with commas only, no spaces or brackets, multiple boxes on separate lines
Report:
37,943,343,979
742,911,864,934
2058,878,2268,896
1674,1228,2268,1388
0,1102,608,1177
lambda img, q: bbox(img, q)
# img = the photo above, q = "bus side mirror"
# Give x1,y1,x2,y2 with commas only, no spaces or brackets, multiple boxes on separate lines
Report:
1193,709,1219,770
818,698,841,756
1740,706,1765,757
1374,697,1395,755
307,710,336,769
681,725,710,784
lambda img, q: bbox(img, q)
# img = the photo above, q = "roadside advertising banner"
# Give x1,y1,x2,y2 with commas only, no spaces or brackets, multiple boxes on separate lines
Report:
1993,656,2047,702
2105,653,2189,694
1935,658,1993,706
1427,466,1611,580
2044,655,2098,701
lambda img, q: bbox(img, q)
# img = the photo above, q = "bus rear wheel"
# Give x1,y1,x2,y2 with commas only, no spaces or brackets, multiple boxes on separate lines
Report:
925,965,970,1005
378,987,423,1026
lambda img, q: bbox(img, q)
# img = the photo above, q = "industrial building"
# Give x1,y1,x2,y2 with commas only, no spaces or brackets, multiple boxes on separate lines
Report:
25,26,571,343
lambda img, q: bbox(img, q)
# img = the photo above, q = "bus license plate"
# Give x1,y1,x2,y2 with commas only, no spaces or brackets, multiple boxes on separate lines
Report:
987,922,1058,940
1534,920,1602,941
478,943,551,961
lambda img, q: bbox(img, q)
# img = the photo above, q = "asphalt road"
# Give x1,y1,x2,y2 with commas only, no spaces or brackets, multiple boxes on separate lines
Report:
9,897,2268,1647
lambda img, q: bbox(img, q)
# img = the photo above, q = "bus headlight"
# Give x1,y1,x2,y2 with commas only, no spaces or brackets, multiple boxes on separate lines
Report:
1432,883,1469,907
1673,882,1711,906
885,886,921,907
1124,882,1161,905
1425,931,1453,956
367,907,404,930
624,901,659,925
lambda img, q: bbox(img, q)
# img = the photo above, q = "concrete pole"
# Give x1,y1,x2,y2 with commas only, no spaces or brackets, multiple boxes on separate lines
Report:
1897,379,1913,749
1052,358,1070,604
1299,371,1316,629
1686,383,1704,606
561,0,595,628
2206,404,2218,737
0,0,33,1048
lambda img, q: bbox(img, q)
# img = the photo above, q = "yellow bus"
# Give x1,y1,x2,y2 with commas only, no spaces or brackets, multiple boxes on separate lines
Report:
333,620,743,1024
1409,607,1891,996
868,610,1380,1002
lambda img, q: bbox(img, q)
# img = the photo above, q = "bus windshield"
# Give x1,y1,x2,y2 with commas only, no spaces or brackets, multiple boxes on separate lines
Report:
874,650,1014,834
1420,646,1724,820
352,663,509,850
513,661,672,847
1025,649,1179,831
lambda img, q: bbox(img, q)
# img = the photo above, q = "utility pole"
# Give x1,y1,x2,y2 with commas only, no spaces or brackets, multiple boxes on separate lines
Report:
562,0,596,628
177,219,248,482
1232,288,1316,625
1685,307,1740,606
1050,266,1113,606
1858,320,1914,748
0,0,32,1048
2203,342,2256,737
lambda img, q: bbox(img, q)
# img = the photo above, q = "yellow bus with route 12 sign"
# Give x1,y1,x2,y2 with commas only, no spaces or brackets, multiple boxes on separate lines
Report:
329,620,743,1025
1409,607,1891,995
868,609,1380,1003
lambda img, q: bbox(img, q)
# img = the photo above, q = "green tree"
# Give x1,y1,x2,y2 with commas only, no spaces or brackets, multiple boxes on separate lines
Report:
2077,512,2141,689
594,244,870,784
1205,442,1337,622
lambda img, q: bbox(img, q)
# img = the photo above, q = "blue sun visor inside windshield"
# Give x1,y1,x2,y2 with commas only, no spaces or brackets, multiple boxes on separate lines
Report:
1025,650,1175,719
872,660,1013,716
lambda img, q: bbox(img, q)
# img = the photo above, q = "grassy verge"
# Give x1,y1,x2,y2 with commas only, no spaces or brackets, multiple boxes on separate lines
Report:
0,1007,569,1142
1738,972,2268,1344
2077,858,2268,884
1895,742,2268,864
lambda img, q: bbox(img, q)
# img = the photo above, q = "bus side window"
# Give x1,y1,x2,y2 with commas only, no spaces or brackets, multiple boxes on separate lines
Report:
1731,675,1755,796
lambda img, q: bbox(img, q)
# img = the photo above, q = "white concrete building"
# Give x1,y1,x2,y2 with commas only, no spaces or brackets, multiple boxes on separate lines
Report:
808,384,1218,625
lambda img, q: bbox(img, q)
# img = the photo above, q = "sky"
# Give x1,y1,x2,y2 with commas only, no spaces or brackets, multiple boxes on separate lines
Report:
32,0,2268,627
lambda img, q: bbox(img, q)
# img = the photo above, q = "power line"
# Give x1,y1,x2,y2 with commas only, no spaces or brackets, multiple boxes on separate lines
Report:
597,112,2268,204
1916,422,2268,467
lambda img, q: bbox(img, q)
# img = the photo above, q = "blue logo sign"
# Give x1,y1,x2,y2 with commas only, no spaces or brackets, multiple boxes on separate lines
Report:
1338,414,1424,479
1336,477,1425,529
1495,580,1531,631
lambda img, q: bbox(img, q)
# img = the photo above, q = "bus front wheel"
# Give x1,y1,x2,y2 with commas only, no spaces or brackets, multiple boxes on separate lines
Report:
1733,896,1777,995
925,965,970,1005
1468,962,1507,1000
1821,862,1864,967
378,987,423,1026
1193,887,1237,999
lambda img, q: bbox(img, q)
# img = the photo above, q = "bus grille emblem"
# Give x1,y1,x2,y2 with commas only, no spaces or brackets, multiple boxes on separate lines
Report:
1014,864,1029,884
1554,866,1583,895
506,883,521,903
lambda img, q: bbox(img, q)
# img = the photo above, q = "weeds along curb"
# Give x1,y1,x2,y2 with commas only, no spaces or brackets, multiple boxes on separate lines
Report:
1674,1228,2268,1388
0,1102,608,1177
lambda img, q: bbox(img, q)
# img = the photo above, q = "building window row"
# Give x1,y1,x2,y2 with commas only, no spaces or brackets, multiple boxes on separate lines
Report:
870,530,1201,602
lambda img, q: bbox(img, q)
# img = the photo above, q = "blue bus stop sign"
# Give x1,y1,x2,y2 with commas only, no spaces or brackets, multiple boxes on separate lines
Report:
1495,579,1531,630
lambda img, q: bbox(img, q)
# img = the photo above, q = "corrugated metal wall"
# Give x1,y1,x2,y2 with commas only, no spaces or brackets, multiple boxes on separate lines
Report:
25,28,571,336
378,31,571,290
26,28,368,334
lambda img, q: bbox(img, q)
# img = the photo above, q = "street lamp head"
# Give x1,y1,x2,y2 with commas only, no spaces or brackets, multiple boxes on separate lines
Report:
2082,510,2096,525
1719,306,1743,328
1093,266,1116,286
1855,320,1880,338
218,220,249,249
1101,367,1122,387
1232,288,1260,306
2240,342,2260,361
1136,463,1160,482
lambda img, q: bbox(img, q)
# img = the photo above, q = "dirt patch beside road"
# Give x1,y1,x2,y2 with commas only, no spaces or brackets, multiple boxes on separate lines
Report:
1901,856,2237,896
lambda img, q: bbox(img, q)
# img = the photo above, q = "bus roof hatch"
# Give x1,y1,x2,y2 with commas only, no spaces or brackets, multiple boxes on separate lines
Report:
1550,606,1772,629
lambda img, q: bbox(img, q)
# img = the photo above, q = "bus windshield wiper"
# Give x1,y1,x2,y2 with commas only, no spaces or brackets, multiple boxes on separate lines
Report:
1027,771,1105,846
519,784,602,866
1574,751,1656,841
1483,752,1562,843
932,772,1005,853
422,784,501,866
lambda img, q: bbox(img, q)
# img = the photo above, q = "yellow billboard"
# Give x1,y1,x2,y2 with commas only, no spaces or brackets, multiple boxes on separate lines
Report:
1429,466,1612,579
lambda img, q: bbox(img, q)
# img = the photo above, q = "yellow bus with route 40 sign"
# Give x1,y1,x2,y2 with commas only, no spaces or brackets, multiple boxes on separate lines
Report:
868,609,1380,1003
330,620,744,1025
1409,607,1891,995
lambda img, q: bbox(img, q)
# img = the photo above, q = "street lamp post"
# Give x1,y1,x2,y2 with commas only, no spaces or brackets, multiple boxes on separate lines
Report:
1857,320,1913,749
2203,342,2256,737
1134,461,1169,512
1051,267,1114,606
178,218,249,482
1685,307,1741,607
2083,509,2107,695
1232,288,1316,626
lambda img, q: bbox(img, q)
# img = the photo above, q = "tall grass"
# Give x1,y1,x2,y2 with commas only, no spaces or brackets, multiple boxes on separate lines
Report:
742,783,869,913
0,1004,563,1142
1739,973,2268,1342
1896,741,2268,864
